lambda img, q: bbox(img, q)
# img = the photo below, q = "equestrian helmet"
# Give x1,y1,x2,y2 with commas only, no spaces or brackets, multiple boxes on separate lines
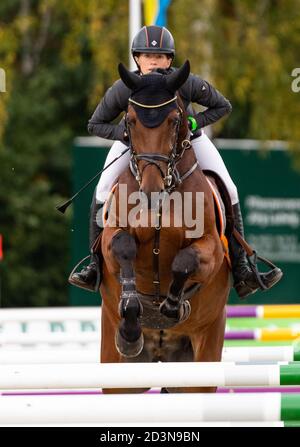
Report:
131,26,175,57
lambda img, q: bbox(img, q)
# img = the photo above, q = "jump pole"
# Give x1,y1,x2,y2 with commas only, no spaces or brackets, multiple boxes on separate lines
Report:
2,304,300,322
227,305,300,319
225,329,300,341
0,393,299,423
1,422,300,427
0,332,99,345
0,345,300,364
0,362,300,389
0,306,100,322
1,330,299,345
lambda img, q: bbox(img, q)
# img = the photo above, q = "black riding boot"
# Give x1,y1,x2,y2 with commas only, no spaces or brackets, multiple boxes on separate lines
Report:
229,202,283,299
69,193,104,292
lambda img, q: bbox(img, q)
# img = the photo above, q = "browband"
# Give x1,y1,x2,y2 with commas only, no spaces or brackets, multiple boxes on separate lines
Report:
128,96,177,109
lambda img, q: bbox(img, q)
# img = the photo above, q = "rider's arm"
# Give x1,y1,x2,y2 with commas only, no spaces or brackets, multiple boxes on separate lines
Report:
186,73,232,129
87,80,130,141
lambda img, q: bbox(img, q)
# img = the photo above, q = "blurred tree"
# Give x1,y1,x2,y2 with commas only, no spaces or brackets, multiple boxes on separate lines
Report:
170,0,300,148
0,0,128,307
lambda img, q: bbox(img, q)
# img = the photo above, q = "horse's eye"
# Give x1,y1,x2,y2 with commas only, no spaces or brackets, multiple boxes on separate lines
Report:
172,117,180,127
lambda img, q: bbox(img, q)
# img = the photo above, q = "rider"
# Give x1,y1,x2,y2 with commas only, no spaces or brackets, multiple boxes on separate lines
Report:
69,25,282,298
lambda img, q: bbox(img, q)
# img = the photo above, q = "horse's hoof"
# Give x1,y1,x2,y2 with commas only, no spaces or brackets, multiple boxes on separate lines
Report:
159,299,191,324
115,330,144,358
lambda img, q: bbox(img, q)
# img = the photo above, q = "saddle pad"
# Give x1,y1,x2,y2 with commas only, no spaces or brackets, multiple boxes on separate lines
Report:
205,176,231,268
102,183,118,226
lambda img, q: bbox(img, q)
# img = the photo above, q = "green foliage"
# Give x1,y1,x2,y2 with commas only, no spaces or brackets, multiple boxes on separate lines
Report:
171,0,300,148
0,0,299,307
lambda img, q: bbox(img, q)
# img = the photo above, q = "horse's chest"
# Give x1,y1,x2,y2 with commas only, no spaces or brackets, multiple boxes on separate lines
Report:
134,226,186,247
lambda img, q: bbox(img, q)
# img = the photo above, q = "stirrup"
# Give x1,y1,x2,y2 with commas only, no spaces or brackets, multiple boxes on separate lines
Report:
68,254,102,293
246,251,269,290
236,251,283,299
247,251,282,289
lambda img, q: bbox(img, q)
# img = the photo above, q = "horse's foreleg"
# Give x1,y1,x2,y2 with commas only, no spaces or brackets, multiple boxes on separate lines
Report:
159,246,199,322
111,230,144,358
160,235,221,322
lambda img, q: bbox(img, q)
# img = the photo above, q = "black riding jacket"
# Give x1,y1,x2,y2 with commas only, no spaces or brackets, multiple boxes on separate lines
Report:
87,67,232,142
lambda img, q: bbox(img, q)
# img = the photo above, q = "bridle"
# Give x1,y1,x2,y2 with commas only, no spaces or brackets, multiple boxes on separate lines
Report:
125,96,197,193
124,95,199,305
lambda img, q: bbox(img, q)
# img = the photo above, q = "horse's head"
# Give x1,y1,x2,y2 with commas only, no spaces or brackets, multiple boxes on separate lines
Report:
118,60,191,201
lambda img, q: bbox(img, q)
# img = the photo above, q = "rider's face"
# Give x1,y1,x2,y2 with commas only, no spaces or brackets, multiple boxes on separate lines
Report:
134,53,172,74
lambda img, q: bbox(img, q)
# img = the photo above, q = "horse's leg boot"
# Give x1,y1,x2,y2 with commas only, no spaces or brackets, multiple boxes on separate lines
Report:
111,231,144,357
229,202,282,299
68,195,104,292
116,294,144,358
160,248,196,322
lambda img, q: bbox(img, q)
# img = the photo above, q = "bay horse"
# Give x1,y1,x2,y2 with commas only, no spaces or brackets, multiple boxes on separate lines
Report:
98,60,231,394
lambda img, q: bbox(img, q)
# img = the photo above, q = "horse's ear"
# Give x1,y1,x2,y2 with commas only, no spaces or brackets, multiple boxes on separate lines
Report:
118,63,142,90
165,60,190,92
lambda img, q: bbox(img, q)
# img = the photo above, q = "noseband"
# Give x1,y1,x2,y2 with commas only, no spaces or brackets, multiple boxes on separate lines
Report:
125,96,193,193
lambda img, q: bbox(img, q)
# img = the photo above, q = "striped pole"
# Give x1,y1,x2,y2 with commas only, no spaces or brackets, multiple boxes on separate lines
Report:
0,350,99,364
1,329,299,344
0,332,99,345
0,345,300,364
1,304,300,321
0,393,299,423
222,345,300,362
2,329,299,343
1,327,300,343
227,317,300,329
0,306,100,322
227,305,300,319
0,362,300,389
0,350,98,364
225,329,300,341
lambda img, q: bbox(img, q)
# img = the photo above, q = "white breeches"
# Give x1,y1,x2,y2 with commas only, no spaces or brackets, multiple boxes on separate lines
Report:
95,132,239,205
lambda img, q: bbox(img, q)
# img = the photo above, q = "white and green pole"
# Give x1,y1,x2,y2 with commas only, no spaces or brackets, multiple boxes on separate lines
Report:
0,393,300,423
1,362,300,389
